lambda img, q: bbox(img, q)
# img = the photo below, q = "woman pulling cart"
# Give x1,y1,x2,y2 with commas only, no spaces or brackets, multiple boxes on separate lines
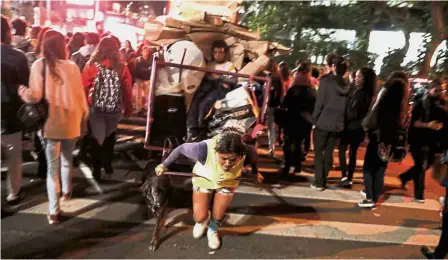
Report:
155,125,264,250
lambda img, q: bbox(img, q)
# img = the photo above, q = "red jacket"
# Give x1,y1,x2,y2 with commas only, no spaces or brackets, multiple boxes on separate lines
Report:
82,59,133,116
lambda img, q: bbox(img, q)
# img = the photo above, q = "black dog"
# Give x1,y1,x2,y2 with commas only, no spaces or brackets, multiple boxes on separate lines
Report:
140,175,172,251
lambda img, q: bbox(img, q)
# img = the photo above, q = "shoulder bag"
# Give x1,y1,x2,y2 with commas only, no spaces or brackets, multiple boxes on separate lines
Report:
17,59,49,133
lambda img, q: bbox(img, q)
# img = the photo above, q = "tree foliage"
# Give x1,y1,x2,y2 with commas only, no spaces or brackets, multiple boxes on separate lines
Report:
245,0,447,78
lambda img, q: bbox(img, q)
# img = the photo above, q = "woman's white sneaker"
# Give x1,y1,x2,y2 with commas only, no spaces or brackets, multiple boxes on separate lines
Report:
193,220,209,239
207,231,221,250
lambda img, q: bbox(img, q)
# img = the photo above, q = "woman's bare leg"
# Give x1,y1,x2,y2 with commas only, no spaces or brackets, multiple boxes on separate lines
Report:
211,192,234,221
192,191,213,222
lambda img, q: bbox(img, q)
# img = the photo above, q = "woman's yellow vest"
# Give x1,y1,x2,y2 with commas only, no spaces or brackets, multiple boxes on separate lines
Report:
192,135,245,189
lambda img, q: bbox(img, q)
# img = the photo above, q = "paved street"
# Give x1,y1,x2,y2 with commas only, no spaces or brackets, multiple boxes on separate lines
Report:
1,142,445,259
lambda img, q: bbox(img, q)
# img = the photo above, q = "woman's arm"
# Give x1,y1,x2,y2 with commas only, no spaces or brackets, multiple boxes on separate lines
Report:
162,142,208,168
72,64,89,122
81,62,95,99
19,59,44,104
311,80,325,123
243,145,258,174
120,65,133,117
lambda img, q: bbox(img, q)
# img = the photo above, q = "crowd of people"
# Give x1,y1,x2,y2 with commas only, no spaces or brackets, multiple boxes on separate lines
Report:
1,14,447,257
1,16,143,224
155,36,448,255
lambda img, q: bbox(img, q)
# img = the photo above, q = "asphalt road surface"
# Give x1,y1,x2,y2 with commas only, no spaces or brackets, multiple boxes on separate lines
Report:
1,142,445,259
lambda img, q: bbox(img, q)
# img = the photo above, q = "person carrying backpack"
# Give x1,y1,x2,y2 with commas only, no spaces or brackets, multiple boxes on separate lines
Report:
82,36,133,181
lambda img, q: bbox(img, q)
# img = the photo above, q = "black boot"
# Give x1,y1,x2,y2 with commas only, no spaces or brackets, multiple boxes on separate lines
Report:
74,135,90,167
102,132,116,175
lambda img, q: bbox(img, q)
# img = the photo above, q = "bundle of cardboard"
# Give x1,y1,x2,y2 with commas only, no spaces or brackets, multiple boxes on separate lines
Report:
144,0,290,75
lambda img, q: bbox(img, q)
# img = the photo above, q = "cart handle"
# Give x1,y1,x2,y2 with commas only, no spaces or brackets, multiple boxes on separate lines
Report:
163,171,254,181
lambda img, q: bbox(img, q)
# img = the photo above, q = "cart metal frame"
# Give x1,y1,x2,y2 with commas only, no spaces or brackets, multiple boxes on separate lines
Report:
144,54,272,151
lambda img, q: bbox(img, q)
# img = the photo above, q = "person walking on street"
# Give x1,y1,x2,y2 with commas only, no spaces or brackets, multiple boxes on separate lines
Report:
25,27,50,68
311,55,349,191
338,67,376,188
277,61,292,146
281,61,316,177
134,45,152,115
71,32,100,72
1,15,30,204
11,17,31,52
27,25,41,51
24,26,51,181
399,79,446,202
265,60,283,157
70,32,101,167
82,36,133,181
120,40,136,64
359,72,410,208
18,30,89,224
67,32,85,58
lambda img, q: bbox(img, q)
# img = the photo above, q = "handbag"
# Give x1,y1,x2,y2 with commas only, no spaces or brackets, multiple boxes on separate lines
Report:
367,87,408,163
17,59,48,133
376,119,408,164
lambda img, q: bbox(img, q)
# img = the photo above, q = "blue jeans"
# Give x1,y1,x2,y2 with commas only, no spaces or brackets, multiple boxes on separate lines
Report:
1,131,23,196
362,139,388,202
42,138,77,215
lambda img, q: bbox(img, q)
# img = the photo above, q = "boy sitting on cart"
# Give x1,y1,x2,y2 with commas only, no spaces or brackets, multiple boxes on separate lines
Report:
186,40,238,142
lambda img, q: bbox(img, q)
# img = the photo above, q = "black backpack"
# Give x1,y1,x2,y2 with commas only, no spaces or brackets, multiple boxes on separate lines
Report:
92,62,122,113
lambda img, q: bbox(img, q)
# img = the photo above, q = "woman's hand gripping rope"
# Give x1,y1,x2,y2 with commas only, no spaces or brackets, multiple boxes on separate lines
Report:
155,164,168,176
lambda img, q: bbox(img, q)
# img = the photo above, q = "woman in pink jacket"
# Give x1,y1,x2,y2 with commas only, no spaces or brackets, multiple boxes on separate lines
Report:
18,30,89,225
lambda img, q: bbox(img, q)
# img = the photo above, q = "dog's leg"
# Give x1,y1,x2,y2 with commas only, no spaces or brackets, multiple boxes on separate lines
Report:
149,211,162,251
160,204,168,232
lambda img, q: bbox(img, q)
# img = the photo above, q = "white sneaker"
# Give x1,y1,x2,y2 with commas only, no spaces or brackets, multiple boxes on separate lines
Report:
360,190,366,198
310,184,325,191
207,231,221,250
6,193,18,202
192,220,209,239
6,190,25,204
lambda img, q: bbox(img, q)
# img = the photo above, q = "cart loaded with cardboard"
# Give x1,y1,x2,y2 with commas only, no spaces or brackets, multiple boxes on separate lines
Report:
117,1,290,178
